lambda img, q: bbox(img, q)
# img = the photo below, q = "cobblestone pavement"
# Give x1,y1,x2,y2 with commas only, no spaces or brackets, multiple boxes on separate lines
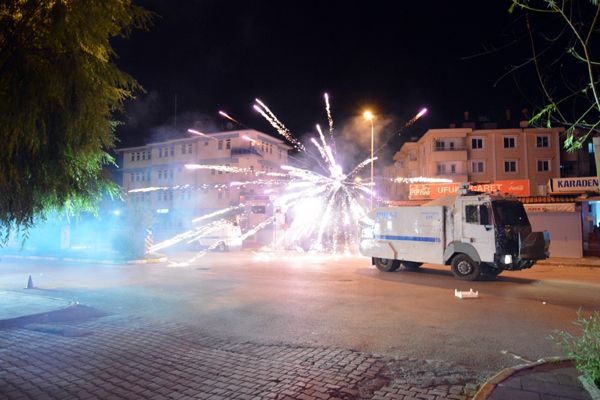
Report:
0,314,479,400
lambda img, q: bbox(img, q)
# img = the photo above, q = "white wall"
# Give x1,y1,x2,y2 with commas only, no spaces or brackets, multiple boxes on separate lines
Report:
527,212,582,258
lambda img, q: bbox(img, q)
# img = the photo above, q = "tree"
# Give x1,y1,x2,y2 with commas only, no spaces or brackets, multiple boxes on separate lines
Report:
508,0,599,151
0,1,152,241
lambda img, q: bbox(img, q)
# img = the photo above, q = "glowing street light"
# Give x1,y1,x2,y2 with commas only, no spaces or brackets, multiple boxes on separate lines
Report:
363,111,375,209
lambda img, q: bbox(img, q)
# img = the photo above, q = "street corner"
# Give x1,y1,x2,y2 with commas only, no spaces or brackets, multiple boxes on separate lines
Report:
0,289,71,321
0,289,107,330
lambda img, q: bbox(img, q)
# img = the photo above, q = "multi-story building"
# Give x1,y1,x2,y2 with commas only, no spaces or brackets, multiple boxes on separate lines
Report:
388,126,563,199
116,129,291,238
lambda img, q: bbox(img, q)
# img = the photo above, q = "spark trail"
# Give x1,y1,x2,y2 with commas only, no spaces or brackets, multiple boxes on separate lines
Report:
151,95,432,259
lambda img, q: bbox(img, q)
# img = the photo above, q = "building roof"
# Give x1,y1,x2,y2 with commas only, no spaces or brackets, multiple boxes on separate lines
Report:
115,129,291,152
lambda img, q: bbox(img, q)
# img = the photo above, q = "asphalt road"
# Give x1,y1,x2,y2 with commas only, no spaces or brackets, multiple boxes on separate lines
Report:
2,251,599,379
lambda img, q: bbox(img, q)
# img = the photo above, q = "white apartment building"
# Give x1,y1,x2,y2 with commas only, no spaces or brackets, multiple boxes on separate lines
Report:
116,129,291,237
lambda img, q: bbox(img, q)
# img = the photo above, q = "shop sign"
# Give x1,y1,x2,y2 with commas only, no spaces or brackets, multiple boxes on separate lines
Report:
409,180,530,200
548,177,599,194
524,203,576,213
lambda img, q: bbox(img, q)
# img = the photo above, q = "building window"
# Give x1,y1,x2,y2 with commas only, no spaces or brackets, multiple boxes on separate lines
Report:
218,140,223,150
211,169,215,175
436,163,446,175
279,148,282,159
205,141,209,146
130,153,135,162
225,139,231,149
503,137,516,148
146,171,150,181
181,144,186,154
147,150,152,160
269,144,273,154
504,160,517,172
170,169,174,178
536,135,549,148
142,152,146,161
130,173,134,182
170,146,174,157
471,138,483,149
472,161,485,173
158,170,163,179
188,144,192,153
159,148,163,158
136,152,140,161
450,164,456,174
537,159,550,172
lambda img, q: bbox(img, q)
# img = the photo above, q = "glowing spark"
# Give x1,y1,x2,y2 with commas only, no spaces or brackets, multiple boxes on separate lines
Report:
416,108,428,119
324,93,334,135
185,164,249,174
187,128,208,137
192,205,244,223
393,176,452,184
316,124,327,147
253,100,305,151
347,157,377,179
242,135,256,143
219,110,243,125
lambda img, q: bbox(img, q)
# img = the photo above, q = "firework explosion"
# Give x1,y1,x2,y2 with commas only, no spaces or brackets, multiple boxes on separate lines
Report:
145,95,447,261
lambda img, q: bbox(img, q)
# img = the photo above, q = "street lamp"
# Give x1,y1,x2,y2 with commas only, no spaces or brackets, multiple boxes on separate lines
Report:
363,111,374,209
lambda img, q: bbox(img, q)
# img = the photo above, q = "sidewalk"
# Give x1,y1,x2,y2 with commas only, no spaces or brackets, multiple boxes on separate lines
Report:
475,358,594,400
0,289,70,321
538,256,600,268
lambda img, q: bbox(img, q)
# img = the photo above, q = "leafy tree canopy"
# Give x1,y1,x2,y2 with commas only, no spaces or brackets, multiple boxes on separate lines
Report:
509,0,600,151
0,0,152,241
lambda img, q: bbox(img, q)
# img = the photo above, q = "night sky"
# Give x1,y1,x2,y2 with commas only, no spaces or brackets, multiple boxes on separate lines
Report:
113,1,536,153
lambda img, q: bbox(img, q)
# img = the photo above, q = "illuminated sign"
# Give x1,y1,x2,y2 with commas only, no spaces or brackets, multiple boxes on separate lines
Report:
548,177,599,194
409,180,530,200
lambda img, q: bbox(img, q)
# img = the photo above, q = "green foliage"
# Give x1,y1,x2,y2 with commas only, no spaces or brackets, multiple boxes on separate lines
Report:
549,310,600,386
0,1,152,242
111,209,155,259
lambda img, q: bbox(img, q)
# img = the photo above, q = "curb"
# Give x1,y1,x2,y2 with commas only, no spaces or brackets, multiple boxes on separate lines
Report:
537,259,600,268
1,254,167,265
127,257,167,264
473,357,570,400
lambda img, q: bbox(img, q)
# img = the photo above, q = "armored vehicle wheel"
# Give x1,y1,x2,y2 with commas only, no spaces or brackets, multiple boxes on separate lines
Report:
402,261,422,270
451,254,482,281
374,258,401,272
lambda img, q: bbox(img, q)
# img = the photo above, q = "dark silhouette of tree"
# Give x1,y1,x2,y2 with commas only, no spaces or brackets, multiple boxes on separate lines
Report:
509,0,599,151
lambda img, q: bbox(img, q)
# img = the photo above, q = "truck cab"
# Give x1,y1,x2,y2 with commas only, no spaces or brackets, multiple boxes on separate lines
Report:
447,193,549,278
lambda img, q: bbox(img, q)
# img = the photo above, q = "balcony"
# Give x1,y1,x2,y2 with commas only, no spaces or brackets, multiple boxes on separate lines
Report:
432,142,467,152
231,147,262,157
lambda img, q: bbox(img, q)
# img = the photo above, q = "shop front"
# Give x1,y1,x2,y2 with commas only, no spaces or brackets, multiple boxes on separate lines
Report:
548,177,600,257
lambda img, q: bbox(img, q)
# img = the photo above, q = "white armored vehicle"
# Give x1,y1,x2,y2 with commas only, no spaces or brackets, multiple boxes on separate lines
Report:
359,186,550,280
